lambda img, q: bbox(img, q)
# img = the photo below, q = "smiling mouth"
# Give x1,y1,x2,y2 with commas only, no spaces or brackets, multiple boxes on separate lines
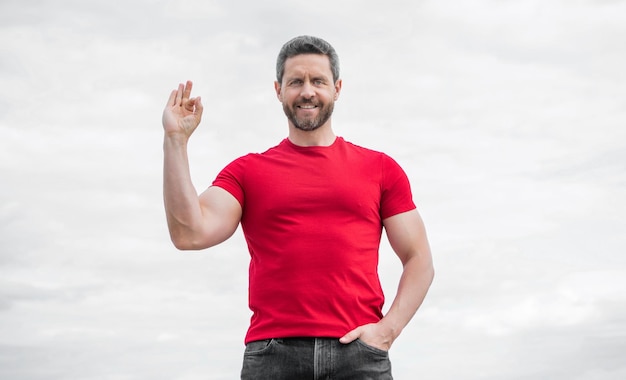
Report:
297,104,318,109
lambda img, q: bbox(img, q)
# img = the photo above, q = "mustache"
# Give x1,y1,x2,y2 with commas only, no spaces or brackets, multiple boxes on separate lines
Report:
297,99,320,106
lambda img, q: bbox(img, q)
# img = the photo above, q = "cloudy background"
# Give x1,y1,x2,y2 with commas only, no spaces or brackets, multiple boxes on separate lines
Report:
1,0,625,379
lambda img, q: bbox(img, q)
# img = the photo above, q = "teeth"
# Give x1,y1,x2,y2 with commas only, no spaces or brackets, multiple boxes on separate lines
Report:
299,105,316,109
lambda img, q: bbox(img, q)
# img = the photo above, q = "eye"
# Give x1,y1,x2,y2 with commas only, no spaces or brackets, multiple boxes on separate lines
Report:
314,79,325,86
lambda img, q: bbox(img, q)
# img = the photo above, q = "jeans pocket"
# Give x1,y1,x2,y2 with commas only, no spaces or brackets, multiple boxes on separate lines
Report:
244,339,275,355
355,338,389,356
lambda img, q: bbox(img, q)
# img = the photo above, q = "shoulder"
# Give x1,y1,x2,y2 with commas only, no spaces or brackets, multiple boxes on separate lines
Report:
340,137,382,155
227,139,288,165
250,139,291,159
339,137,401,166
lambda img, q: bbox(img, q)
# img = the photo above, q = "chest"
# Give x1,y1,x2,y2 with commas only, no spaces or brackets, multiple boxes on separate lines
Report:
242,154,382,222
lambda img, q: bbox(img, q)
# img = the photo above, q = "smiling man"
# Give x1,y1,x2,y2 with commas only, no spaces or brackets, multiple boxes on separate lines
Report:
162,35,434,379
277,53,338,133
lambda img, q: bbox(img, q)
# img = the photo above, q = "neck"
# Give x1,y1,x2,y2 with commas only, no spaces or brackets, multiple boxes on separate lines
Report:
288,123,336,147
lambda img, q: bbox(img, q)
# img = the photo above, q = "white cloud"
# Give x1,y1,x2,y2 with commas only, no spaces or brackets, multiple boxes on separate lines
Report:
1,0,625,379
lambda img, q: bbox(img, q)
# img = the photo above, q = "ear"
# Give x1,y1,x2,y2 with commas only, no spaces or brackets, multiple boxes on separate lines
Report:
274,81,282,101
333,79,343,100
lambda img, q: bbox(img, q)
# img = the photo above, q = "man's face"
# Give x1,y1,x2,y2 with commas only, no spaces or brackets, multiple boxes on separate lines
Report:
275,54,342,132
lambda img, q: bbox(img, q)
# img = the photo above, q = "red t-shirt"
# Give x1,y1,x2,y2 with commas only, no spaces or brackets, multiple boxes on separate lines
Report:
212,137,416,343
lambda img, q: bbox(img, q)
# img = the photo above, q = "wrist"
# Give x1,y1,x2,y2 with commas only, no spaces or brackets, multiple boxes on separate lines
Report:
164,131,190,145
379,316,403,341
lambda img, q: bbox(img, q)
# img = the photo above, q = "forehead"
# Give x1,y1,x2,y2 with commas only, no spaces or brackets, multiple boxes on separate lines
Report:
283,54,333,79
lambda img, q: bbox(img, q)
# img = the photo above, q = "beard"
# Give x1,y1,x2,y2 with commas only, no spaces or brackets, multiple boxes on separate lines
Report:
282,99,335,132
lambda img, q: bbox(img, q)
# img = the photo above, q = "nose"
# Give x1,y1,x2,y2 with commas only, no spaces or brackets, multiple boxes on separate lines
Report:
300,81,315,99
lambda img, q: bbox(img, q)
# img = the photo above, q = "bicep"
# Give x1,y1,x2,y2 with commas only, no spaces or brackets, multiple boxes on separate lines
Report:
383,209,432,265
197,186,242,248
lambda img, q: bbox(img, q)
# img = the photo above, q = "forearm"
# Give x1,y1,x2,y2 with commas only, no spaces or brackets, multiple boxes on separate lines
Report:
380,254,434,340
163,134,205,248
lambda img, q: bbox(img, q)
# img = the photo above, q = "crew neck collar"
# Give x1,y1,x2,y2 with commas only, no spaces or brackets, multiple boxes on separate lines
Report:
284,136,341,149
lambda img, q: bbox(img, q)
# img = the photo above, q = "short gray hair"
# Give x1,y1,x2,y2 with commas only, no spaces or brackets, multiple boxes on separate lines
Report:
276,35,340,84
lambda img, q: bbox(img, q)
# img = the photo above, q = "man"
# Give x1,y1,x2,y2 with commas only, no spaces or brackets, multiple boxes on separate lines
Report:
162,35,434,379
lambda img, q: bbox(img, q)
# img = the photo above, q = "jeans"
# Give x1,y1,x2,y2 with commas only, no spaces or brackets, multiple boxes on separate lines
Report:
240,337,393,380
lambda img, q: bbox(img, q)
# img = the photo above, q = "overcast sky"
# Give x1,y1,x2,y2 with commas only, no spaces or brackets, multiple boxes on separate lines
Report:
1,0,625,379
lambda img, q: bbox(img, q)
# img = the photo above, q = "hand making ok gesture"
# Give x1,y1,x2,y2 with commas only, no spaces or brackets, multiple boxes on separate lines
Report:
162,80,204,139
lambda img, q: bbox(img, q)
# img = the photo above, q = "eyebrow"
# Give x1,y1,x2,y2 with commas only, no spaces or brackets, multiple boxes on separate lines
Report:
285,73,330,83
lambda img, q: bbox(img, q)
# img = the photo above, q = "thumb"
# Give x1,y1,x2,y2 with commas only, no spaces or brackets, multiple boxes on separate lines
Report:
339,327,361,345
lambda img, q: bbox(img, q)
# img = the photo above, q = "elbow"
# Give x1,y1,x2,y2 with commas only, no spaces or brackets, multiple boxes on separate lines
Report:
403,252,435,287
424,254,435,284
414,253,435,285
169,231,205,251
169,229,224,251
171,238,197,251
427,263,435,285
167,219,210,250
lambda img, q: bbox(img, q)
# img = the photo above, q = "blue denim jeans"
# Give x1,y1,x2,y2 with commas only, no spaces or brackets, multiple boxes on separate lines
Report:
240,337,393,380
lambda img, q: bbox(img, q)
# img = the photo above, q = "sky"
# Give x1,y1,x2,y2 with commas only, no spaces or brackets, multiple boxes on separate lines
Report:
1,0,625,379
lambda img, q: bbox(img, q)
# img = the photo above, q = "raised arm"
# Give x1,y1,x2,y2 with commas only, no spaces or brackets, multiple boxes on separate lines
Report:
162,81,242,250
340,208,434,350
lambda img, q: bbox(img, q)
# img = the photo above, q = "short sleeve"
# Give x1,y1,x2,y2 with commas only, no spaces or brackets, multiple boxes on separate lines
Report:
380,154,416,220
211,155,249,208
